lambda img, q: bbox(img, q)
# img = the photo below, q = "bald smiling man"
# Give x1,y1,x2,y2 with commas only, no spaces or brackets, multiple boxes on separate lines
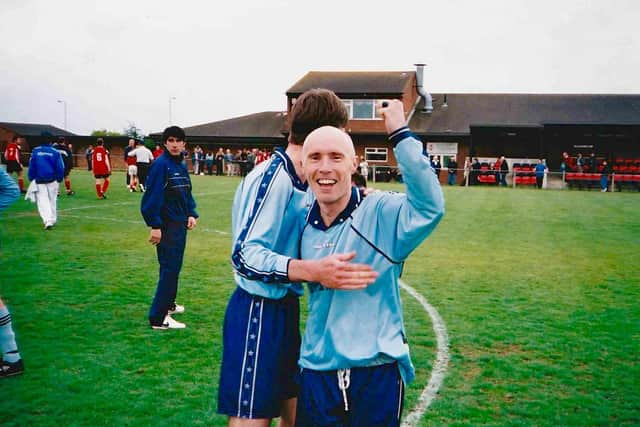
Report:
296,100,445,427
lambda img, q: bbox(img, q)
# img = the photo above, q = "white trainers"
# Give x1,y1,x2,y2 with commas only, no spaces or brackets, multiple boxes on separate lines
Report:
151,315,186,330
168,304,185,315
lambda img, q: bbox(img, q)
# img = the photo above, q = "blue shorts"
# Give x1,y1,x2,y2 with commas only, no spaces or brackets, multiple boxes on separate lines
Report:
295,362,404,427
217,286,300,419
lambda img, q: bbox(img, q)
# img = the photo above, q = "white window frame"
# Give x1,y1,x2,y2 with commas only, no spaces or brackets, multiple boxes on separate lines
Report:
343,99,383,120
364,147,388,163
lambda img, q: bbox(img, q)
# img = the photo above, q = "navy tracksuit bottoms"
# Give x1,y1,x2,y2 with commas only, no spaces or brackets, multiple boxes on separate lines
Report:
149,221,186,326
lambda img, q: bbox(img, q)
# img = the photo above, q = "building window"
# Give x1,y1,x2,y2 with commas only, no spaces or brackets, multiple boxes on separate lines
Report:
343,101,352,118
365,147,388,162
343,100,383,120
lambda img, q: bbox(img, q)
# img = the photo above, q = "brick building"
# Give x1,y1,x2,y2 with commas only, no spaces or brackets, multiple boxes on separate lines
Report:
150,65,639,184
0,122,131,170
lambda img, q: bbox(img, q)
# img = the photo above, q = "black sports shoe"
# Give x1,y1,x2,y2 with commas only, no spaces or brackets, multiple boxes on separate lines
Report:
0,359,24,378
67,190,75,196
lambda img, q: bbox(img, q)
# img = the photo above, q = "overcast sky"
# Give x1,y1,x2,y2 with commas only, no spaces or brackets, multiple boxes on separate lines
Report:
1,0,638,136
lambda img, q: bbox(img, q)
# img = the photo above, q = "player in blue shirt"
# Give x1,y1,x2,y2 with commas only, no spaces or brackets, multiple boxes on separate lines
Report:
295,100,445,426
218,89,378,427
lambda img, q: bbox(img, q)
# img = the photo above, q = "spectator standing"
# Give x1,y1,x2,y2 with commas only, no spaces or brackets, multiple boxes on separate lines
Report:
129,140,154,192
205,151,214,175
431,156,442,181
471,158,481,186
214,148,225,176
588,152,597,173
359,156,369,183
447,156,458,185
181,149,188,169
239,149,249,177
542,159,549,188
0,167,24,377
198,146,206,175
224,149,234,176
190,147,198,175
246,149,256,174
600,160,611,192
141,126,197,330
498,155,509,186
3,136,26,193
561,151,571,172
463,156,471,186
27,138,65,229
92,138,112,199
534,158,547,189
85,145,93,171
295,101,444,426
576,153,584,173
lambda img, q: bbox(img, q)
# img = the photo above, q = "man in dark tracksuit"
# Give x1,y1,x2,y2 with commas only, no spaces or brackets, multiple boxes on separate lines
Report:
53,137,75,195
141,126,198,330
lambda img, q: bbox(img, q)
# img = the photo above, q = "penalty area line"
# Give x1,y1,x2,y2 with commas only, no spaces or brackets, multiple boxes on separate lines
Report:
399,279,450,427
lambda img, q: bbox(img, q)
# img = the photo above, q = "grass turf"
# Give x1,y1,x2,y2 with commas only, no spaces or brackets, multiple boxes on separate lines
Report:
0,170,638,426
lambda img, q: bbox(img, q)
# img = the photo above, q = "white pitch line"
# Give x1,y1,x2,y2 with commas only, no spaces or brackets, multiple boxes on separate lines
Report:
58,201,134,212
61,213,230,235
399,279,450,427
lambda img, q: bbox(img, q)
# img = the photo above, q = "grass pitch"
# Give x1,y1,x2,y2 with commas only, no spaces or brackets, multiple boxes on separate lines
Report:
0,171,638,426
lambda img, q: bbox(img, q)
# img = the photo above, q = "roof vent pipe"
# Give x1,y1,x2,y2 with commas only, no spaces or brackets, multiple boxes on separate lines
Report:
414,63,433,114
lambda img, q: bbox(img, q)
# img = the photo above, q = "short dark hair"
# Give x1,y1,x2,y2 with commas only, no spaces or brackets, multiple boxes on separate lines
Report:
288,89,349,145
163,126,185,143
12,135,21,142
96,138,104,145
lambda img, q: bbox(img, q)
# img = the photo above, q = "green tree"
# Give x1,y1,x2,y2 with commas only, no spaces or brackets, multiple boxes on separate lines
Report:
91,129,122,137
123,122,144,140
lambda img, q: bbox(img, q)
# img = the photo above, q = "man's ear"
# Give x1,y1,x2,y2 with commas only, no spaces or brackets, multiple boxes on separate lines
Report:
351,156,358,173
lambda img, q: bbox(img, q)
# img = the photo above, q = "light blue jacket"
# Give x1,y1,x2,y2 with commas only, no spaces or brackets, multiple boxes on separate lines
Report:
231,148,309,299
0,168,20,211
299,127,445,385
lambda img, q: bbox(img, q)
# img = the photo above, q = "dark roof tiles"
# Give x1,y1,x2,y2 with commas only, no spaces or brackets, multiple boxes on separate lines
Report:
0,122,76,137
287,71,414,97
410,94,640,134
183,111,287,138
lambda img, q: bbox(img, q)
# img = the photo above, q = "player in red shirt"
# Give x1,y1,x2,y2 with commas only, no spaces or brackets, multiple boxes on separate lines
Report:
3,135,26,193
91,138,112,199
152,144,164,159
126,150,138,192
255,149,267,165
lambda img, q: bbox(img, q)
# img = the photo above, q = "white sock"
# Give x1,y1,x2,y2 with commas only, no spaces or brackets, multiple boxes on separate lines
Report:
0,307,20,363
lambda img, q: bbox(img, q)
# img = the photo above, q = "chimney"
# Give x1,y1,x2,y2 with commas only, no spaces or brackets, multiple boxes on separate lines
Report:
414,63,433,114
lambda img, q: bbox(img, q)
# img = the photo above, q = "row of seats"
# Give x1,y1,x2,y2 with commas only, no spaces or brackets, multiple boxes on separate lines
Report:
513,164,537,186
476,163,497,184
612,164,640,174
566,172,640,190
